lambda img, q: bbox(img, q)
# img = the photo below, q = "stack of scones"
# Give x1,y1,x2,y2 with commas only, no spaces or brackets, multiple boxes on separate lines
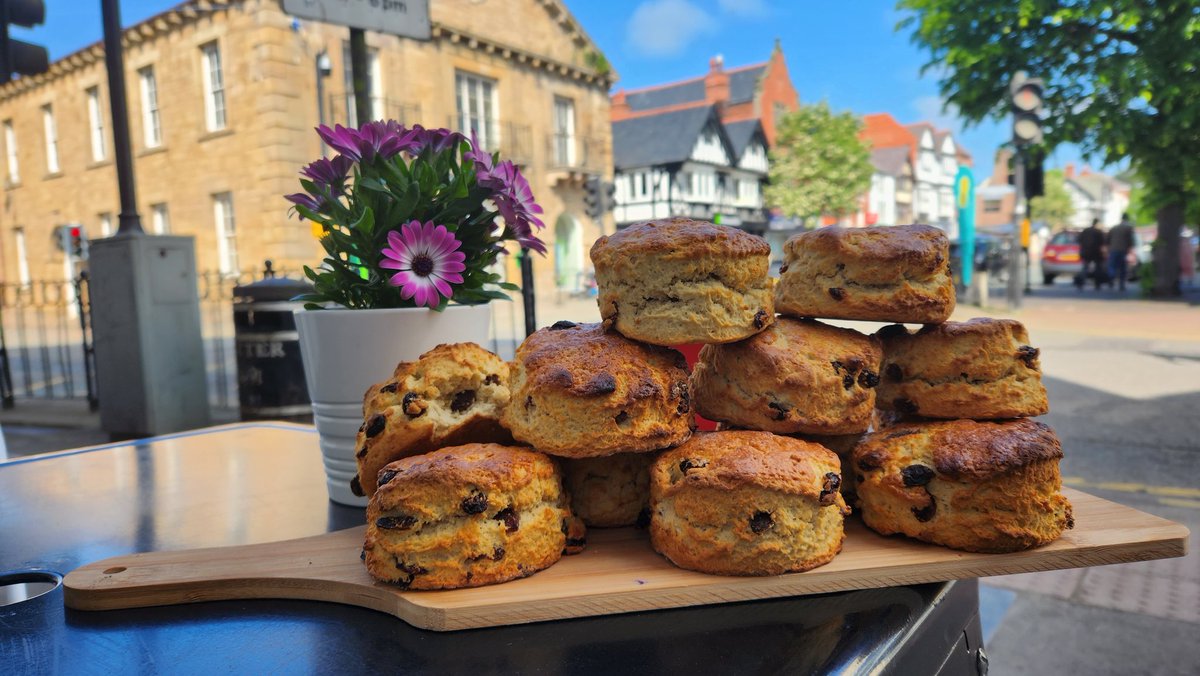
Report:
356,217,1074,590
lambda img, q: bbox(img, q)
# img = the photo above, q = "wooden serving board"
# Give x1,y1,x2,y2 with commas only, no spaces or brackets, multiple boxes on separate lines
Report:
64,488,1188,631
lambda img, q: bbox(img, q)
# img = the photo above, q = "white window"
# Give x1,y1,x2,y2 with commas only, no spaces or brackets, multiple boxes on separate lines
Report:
456,71,498,151
151,203,170,234
99,212,113,237
86,87,106,162
553,96,575,167
341,44,382,126
213,192,238,275
201,43,227,131
14,228,30,285
139,67,161,148
3,120,17,184
42,104,59,173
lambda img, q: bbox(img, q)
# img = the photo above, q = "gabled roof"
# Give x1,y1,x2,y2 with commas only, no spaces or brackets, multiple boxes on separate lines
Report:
626,78,707,112
613,105,730,170
906,123,936,145
724,118,766,158
861,113,916,150
870,146,911,176
729,64,767,103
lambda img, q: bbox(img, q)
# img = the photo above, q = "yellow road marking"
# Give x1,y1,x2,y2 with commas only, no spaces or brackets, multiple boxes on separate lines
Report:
1158,498,1200,510
1063,477,1200,500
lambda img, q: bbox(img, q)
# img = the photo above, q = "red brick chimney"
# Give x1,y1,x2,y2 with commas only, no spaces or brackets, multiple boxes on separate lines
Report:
611,89,631,121
993,147,1013,184
1065,163,1075,179
705,55,730,109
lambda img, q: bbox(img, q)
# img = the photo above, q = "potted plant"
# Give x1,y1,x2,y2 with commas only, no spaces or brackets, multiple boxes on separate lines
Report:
286,121,545,505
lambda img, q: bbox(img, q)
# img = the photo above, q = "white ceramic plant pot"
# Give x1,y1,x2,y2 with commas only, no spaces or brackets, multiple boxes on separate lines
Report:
295,304,492,506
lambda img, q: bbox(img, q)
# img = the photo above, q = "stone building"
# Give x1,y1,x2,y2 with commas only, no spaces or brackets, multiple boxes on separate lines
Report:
0,0,615,304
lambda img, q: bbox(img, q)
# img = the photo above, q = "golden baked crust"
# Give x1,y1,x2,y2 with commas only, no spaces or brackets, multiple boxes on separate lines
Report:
649,431,850,576
363,444,584,589
691,318,882,435
351,343,512,497
561,452,656,527
875,318,1048,419
852,419,1073,553
774,224,955,323
590,218,775,345
502,322,693,457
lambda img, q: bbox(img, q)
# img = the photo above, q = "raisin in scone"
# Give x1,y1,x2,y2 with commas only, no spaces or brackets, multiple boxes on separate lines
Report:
690,318,882,435
774,224,955,324
853,419,1074,553
590,218,774,345
363,444,585,589
352,343,512,497
875,319,1049,419
502,321,693,457
649,431,849,576
560,452,656,527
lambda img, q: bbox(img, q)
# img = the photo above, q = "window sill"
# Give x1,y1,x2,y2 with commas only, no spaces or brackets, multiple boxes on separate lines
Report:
199,127,234,143
87,159,113,170
44,171,64,181
138,145,167,158
4,180,20,190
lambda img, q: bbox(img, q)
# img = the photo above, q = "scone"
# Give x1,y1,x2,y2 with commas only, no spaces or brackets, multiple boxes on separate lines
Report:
875,319,1049,419
590,218,774,345
352,343,512,497
502,321,693,457
363,444,586,589
690,318,882,435
853,419,1074,553
798,433,864,504
649,431,850,576
561,452,656,527
774,224,955,323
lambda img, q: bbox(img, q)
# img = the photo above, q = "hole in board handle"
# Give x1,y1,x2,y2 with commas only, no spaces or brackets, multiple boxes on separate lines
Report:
103,567,127,575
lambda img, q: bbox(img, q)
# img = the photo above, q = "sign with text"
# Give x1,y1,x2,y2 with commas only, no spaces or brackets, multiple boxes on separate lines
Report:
282,0,431,39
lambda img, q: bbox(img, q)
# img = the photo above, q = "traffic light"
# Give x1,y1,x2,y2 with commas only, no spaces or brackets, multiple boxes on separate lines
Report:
1024,147,1045,200
69,225,86,258
1009,72,1044,146
0,1,49,83
583,176,602,219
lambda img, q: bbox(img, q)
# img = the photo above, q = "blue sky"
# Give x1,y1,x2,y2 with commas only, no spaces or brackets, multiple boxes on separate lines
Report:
21,0,1099,182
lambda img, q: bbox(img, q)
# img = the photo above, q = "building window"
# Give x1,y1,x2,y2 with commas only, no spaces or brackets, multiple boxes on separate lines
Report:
139,67,162,148
456,71,498,151
151,203,170,234
86,87,106,162
983,199,1002,213
341,44,382,126
213,192,238,274
42,104,59,173
552,96,576,167
201,43,227,131
14,227,30,285
99,212,113,237
3,119,17,184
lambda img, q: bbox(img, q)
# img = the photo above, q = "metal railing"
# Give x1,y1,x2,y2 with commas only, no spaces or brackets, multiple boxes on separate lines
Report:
324,94,424,128
545,133,605,172
0,275,97,409
447,117,534,166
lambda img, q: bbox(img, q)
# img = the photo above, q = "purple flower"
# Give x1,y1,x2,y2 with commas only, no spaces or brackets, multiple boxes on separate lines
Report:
407,125,465,155
488,160,546,253
316,122,409,164
380,220,467,308
284,192,322,212
464,130,495,183
301,155,354,189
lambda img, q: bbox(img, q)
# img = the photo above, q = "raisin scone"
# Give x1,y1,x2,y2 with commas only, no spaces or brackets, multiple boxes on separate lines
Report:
590,218,775,345
853,419,1074,553
502,321,693,458
649,431,850,576
561,452,656,527
774,224,955,324
363,443,586,590
352,343,512,497
875,319,1049,419
690,318,882,435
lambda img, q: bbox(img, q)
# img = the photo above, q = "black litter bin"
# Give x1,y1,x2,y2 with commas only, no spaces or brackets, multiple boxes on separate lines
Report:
232,266,312,421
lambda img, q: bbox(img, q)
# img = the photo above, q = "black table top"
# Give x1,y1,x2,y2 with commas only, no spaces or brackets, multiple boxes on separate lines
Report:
1,424,979,675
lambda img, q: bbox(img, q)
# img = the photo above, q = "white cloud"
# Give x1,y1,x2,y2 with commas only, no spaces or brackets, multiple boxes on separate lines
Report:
718,0,770,18
912,94,963,132
626,0,718,58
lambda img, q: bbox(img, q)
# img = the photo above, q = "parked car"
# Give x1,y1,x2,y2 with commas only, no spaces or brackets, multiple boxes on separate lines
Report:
949,235,1012,286
1041,229,1083,284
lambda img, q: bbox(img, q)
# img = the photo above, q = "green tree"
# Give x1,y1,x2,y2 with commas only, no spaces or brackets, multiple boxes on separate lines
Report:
898,0,1200,296
1030,168,1075,230
765,102,873,224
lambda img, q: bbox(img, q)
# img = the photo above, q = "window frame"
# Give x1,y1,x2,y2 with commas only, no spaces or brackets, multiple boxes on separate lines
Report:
552,96,576,167
455,71,499,151
139,66,162,148
3,119,18,184
14,227,30,285
213,192,238,275
151,202,170,234
200,43,227,132
42,104,59,174
86,86,106,162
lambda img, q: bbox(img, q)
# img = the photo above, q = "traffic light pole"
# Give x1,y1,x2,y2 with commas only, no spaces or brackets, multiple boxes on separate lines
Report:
101,0,143,235
1008,150,1024,310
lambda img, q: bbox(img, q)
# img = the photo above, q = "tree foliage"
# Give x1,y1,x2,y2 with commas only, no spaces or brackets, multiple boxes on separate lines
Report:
765,102,873,222
897,0,1200,295
1030,168,1075,230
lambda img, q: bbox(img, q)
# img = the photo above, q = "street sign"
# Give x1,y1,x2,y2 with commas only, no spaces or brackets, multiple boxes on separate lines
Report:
955,165,975,289
282,0,431,39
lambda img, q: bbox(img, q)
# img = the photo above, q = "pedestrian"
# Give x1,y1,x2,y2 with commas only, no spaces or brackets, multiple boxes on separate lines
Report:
1076,218,1106,290
1106,213,1135,291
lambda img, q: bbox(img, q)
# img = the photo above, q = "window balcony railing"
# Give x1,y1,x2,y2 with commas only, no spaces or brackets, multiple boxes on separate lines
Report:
446,117,534,167
325,93,424,129
546,133,605,172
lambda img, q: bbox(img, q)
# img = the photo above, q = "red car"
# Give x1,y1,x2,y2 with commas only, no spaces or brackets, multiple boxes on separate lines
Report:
1041,230,1082,284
